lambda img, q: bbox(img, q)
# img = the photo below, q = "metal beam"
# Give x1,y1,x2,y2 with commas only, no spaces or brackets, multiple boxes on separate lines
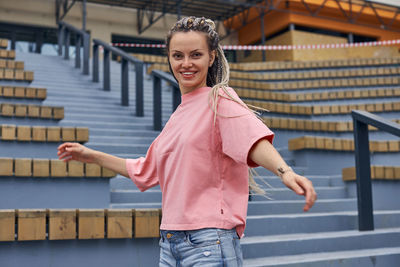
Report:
82,0,87,31
59,0,77,22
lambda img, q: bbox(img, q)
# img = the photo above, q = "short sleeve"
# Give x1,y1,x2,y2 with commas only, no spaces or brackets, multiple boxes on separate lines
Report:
126,137,159,192
217,88,274,167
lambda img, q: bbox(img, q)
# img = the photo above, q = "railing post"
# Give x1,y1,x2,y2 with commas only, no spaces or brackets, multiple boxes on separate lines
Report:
58,25,64,56
92,44,99,82
172,86,181,111
121,59,129,106
83,33,90,75
103,49,110,91
135,62,144,116
153,76,162,131
75,34,81,68
353,118,374,231
64,29,70,60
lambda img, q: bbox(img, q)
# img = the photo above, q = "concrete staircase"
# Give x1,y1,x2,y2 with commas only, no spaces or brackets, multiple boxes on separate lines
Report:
9,51,400,266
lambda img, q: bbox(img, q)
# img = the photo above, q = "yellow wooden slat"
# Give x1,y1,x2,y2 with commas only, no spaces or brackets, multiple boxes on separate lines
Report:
49,209,77,240
61,127,76,142
78,209,105,239
16,125,31,141
27,105,40,118
107,209,133,239
86,163,101,177
15,158,32,177
134,209,160,238
15,104,27,117
51,160,67,177
342,167,356,181
17,209,46,241
32,159,50,177
76,128,89,142
1,124,16,140
0,210,15,241
68,161,84,177
32,126,46,141
47,126,61,142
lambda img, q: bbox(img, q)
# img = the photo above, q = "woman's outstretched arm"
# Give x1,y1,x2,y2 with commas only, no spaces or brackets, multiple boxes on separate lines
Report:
249,139,317,212
57,142,129,178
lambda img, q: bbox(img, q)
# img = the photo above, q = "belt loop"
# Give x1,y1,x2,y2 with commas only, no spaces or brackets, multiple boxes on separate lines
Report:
160,231,165,242
184,230,189,241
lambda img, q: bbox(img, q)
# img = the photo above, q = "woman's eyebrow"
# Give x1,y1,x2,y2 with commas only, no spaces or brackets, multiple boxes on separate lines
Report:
171,49,205,53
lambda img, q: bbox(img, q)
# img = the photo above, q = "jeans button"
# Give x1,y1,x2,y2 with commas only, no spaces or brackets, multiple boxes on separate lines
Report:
166,233,173,239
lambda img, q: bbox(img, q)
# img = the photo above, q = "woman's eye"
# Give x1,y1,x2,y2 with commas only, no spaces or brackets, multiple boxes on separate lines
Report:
173,54,182,59
192,53,202,57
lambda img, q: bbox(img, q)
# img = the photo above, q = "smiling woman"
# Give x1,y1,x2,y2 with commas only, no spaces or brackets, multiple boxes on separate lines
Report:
168,31,215,94
58,16,317,267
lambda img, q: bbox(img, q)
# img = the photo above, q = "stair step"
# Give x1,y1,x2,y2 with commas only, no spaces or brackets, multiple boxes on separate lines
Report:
245,210,400,236
243,246,400,267
86,142,151,154
247,199,357,215
241,227,400,259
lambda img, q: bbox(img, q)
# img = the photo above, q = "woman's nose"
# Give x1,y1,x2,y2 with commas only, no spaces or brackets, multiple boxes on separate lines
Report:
182,57,192,68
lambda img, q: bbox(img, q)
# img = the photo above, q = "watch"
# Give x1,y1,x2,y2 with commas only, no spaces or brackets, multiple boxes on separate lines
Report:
277,166,293,179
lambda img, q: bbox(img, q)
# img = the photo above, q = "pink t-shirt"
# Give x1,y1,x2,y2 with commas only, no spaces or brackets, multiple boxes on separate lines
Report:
126,86,274,237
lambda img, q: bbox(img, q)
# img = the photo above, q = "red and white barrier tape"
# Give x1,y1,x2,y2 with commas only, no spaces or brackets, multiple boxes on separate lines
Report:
111,39,400,50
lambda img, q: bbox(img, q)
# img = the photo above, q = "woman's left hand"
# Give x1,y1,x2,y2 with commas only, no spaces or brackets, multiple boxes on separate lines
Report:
281,171,317,212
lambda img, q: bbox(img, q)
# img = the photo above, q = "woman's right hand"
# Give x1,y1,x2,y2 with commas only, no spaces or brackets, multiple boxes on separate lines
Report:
57,142,98,164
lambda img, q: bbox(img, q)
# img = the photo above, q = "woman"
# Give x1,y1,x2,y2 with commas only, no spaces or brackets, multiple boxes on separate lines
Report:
58,17,317,267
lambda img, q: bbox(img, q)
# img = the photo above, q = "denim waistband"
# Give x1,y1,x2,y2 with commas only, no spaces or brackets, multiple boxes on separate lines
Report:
160,228,237,243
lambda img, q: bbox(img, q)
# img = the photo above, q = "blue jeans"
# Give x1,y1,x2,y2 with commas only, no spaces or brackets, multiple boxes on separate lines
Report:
159,228,243,267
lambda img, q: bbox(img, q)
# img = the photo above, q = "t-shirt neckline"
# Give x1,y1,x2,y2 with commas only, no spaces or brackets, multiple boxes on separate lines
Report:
181,87,211,104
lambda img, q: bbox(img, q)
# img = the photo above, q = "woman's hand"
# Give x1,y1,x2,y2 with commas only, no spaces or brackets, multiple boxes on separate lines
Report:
57,142,129,178
280,171,317,212
249,139,317,212
57,142,98,164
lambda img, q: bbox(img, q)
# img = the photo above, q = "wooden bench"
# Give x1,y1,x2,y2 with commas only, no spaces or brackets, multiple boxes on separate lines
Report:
236,87,400,102
132,53,167,64
0,104,64,119
0,50,16,60
0,68,34,82
263,117,400,132
0,86,46,100
0,158,116,178
245,100,400,115
0,125,89,142
230,66,400,82
230,76,400,91
147,63,170,75
229,57,400,71
0,60,24,70
288,136,400,152
0,39,8,49
0,208,161,241
342,166,400,181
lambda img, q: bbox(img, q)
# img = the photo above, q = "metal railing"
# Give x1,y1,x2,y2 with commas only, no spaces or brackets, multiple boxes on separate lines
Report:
58,21,90,75
92,39,144,115
352,110,400,231
151,70,181,131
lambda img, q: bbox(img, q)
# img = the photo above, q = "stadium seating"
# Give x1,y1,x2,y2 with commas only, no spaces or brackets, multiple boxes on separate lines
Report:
1,44,399,266
0,44,162,248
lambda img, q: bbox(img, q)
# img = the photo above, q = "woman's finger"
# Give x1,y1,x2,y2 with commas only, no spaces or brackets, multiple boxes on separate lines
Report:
299,179,317,211
288,180,305,196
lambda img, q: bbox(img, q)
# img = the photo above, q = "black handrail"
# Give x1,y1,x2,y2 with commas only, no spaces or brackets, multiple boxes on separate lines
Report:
92,39,144,116
151,70,181,131
57,21,90,75
352,110,400,231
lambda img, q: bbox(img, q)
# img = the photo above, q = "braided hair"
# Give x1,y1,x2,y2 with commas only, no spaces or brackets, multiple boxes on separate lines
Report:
166,17,269,197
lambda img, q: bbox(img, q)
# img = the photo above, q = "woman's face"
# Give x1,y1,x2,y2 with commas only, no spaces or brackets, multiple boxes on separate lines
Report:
168,31,215,94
